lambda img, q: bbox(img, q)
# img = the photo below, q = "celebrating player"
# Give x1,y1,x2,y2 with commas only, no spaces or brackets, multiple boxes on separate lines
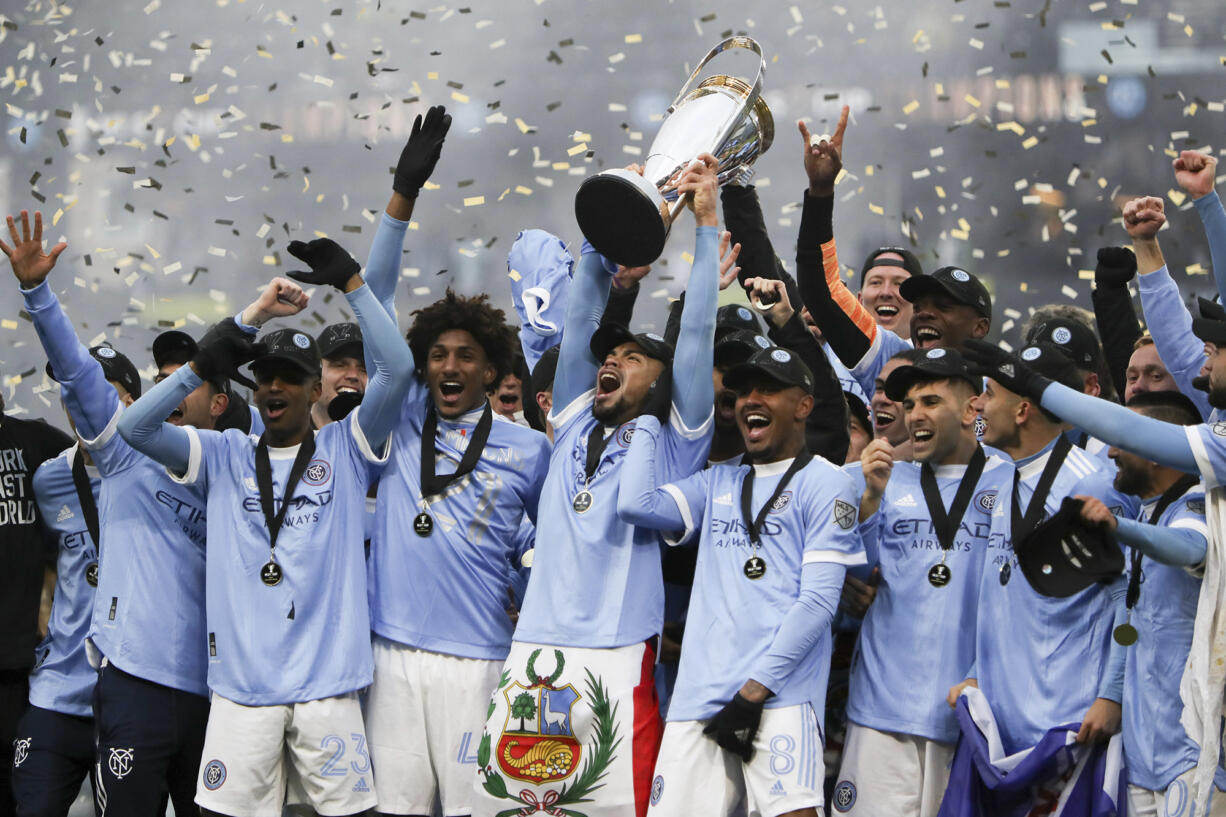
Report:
620,345,864,817
115,238,410,817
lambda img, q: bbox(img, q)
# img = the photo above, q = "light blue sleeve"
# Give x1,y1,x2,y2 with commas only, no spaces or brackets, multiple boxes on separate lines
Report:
1193,191,1226,301
21,281,119,440
350,284,414,451
364,212,410,322
748,561,845,693
671,226,718,431
1136,266,1211,419
853,511,881,578
115,364,196,474
552,244,614,411
508,229,572,371
1096,576,1128,703
1040,382,1197,472
1115,517,1207,566
615,415,702,535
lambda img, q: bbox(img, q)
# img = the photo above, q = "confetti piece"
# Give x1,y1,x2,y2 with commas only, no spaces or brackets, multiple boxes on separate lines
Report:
902,100,920,115
463,196,485,207
624,33,642,43
1168,189,1187,206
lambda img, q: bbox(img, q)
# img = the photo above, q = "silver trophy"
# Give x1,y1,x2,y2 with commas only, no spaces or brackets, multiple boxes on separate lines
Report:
574,36,774,268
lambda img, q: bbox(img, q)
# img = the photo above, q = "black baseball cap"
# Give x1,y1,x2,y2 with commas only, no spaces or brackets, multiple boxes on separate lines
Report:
1011,342,1084,392
530,345,560,399
252,328,322,375
715,304,762,340
589,324,674,366
1192,317,1226,346
1198,296,1225,322
861,246,924,285
317,322,363,360
47,345,142,398
1026,318,1102,371
884,347,980,402
1015,496,1125,597
151,330,198,369
723,346,816,395
714,330,772,368
900,266,992,321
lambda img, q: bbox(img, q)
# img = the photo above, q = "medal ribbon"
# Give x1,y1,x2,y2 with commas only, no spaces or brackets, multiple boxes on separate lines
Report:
1126,473,1199,613
739,452,813,546
919,445,986,553
1011,435,1072,544
583,422,617,486
419,402,493,499
255,430,317,560
70,448,101,554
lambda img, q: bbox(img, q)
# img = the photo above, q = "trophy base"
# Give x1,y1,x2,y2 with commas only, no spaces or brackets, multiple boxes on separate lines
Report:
574,169,669,268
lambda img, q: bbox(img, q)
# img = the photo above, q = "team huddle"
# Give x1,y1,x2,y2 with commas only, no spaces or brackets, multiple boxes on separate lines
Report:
3,98,1226,817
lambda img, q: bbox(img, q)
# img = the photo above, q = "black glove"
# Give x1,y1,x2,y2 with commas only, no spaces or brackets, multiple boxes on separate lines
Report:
1094,246,1137,287
394,105,452,198
285,238,360,291
327,390,362,422
702,693,764,762
192,335,263,390
642,369,673,424
961,339,1053,401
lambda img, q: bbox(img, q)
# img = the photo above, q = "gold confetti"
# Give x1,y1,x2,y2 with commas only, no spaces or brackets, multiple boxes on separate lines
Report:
902,100,920,115
624,33,642,43
463,196,485,207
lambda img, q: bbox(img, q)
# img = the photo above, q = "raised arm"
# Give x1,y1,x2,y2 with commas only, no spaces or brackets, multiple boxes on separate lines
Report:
2,210,126,440
720,183,801,306
366,105,452,322
963,339,1198,473
508,228,573,370
1173,151,1226,299
552,246,614,412
284,239,412,450
669,154,720,432
1090,247,1143,400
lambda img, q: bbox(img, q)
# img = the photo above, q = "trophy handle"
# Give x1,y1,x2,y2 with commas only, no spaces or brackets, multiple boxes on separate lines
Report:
667,36,766,159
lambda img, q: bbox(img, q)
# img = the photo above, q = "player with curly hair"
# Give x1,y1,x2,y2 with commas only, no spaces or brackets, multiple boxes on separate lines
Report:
356,108,553,817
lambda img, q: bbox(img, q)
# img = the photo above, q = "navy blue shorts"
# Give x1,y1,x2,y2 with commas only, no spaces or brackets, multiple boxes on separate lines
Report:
93,663,208,817
11,705,94,817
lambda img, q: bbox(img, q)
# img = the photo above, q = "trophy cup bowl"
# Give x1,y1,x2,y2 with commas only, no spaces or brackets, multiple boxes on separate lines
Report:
574,37,774,268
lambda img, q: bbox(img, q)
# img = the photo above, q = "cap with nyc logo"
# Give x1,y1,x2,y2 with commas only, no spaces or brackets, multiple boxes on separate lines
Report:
253,328,322,374
723,346,816,395
899,265,992,321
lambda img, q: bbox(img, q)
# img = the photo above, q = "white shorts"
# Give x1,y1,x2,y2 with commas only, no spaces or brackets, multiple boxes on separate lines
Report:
195,692,377,817
1128,771,1226,817
831,722,954,817
471,639,662,817
364,637,504,815
648,704,825,817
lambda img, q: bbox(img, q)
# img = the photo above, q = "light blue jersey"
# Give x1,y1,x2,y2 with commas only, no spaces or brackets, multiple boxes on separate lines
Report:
849,327,912,400
975,437,1127,753
514,394,711,648
176,415,384,705
644,453,865,722
368,381,551,660
28,446,99,717
846,452,1014,743
1137,265,1212,422
823,342,868,406
1123,485,1226,791
21,280,211,696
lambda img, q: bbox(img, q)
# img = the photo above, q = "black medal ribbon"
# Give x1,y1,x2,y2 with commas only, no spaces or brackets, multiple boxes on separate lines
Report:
255,430,317,554
584,422,616,484
919,446,987,554
71,448,101,586
1011,435,1073,543
419,402,493,498
739,452,813,545
1126,473,1200,612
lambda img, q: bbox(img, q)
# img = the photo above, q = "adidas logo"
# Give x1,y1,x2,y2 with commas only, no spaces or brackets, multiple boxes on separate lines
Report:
57,505,74,522
894,494,917,507
714,492,733,505
352,777,370,793
770,780,787,797
999,363,1015,378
